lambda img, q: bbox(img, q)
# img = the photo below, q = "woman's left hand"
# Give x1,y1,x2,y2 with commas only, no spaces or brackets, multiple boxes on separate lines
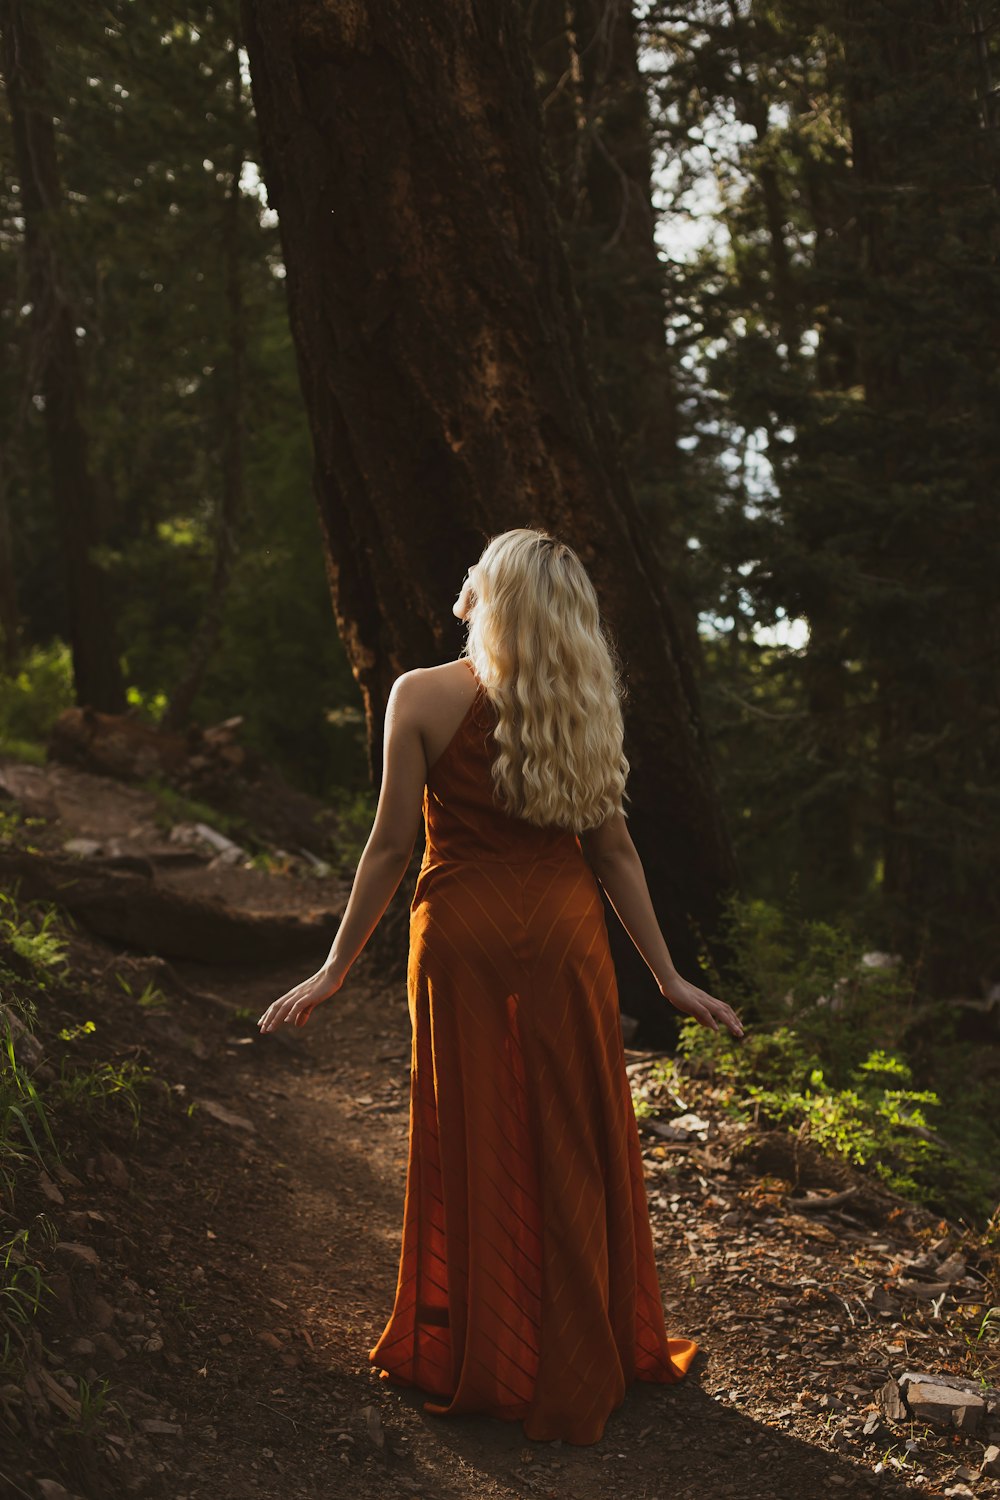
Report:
257,963,346,1033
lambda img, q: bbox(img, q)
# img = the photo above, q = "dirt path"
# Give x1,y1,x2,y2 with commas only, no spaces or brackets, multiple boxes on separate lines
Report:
3,753,996,1499
132,951,929,1500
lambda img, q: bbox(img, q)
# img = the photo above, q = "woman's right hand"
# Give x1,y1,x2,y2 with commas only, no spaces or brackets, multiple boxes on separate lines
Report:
257,962,347,1033
659,972,745,1039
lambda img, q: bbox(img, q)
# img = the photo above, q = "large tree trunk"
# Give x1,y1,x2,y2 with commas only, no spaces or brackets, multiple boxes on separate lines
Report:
1,0,126,712
241,0,737,1019
529,0,701,664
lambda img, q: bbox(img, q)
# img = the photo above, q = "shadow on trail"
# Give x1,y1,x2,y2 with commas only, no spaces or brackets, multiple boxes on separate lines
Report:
177,953,920,1500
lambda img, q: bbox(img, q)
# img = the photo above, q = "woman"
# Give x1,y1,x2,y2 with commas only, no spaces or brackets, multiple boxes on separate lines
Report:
258,528,744,1445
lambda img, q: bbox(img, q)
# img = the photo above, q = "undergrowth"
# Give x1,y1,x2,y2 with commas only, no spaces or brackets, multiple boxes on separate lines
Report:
674,893,1000,1228
0,888,162,1467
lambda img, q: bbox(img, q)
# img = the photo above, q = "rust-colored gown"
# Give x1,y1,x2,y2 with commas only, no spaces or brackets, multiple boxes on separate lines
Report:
369,662,698,1445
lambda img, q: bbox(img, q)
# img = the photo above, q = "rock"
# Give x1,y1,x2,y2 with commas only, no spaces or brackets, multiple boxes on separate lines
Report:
819,1393,847,1412
55,1241,101,1271
864,1281,901,1313
36,1481,81,1500
169,820,246,863
880,1371,986,1434
195,1098,255,1133
0,1004,45,1069
63,838,103,858
878,1378,909,1423
137,1418,183,1436
51,1161,84,1189
649,1113,709,1141
83,1292,116,1330
360,1404,385,1449
981,1444,1000,1477
93,1332,127,1362
38,1171,64,1206
63,1210,110,1240
95,1151,130,1189
935,1253,968,1282
45,1272,77,1319
70,1338,97,1357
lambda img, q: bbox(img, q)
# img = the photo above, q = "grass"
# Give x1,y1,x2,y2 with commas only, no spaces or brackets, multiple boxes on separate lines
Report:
113,971,170,1010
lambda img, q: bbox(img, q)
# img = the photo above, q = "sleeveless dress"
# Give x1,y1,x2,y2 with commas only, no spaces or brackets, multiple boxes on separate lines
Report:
368,662,698,1445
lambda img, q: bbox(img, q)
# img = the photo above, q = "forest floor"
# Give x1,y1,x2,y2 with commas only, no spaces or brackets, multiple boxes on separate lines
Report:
1,752,998,1500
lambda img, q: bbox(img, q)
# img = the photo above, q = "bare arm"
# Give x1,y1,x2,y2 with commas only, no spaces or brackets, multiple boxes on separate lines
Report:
580,812,744,1040
258,672,429,1032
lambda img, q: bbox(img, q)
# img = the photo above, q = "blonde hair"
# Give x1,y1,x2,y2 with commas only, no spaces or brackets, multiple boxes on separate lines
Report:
461,528,630,832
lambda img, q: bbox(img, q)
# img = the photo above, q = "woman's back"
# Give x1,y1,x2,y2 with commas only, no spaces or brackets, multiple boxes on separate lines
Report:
418,660,583,868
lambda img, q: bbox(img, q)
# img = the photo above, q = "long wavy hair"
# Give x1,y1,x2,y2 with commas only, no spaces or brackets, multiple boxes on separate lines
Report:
461,528,630,832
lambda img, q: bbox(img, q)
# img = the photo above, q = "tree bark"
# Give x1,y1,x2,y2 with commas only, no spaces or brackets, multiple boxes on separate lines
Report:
1,0,126,711
529,0,699,651
240,0,737,1012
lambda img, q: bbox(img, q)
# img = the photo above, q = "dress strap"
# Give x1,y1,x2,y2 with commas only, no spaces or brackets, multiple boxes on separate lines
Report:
460,657,484,692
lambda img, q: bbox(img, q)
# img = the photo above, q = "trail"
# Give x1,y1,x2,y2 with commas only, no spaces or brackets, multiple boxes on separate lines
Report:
149,953,918,1500
3,752,985,1499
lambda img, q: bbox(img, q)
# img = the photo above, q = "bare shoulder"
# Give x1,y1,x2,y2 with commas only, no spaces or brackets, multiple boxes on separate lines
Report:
386,661,475,726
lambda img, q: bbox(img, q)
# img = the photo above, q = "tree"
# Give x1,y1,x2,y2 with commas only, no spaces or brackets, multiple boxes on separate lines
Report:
240,0,737,1010
529,0,701,666
1,0,126,711
162,28,249,733
643,0,1000,990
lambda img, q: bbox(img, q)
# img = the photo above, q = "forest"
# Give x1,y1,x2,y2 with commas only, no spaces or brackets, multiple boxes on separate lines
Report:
0,1,998,1496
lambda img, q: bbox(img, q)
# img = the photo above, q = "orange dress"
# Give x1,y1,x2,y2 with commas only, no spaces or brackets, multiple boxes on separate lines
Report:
369,663,698,1445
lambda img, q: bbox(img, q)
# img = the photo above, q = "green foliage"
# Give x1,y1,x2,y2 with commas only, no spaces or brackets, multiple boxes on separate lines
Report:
2,0,368,808
113,973,168,1011
643,0,1000,990
678,893,1000,1224
0,887,167,1461
1,1225,54,1329
0,641,74,756
0,891,70,973
0,1012,62,1191
701,886,917,1079
66,1373,130,1438
50,1055,150,1133
326,785,377,871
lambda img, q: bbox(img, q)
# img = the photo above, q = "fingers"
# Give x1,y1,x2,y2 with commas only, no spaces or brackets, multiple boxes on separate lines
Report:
258,994,300,1033
258,972,335,1033
682,984,744,1039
